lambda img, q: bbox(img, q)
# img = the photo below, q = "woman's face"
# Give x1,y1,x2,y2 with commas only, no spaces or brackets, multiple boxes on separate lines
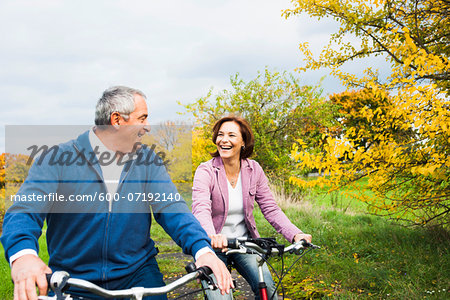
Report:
216,121,245,160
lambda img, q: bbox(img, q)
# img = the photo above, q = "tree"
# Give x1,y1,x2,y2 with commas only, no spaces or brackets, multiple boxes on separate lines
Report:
1,153,32,220
142,121,193,195
329,89,415,152
285,0,450,226
181,68,332,183
284,0,449,92
0,153,4,225
0,153,5,191
191,130,216,177
4,154,32,185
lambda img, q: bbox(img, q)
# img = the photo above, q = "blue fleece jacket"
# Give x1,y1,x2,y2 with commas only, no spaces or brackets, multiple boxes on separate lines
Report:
1,131,211,282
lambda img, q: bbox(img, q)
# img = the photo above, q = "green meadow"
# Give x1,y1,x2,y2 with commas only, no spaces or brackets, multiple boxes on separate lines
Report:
0,187,449,299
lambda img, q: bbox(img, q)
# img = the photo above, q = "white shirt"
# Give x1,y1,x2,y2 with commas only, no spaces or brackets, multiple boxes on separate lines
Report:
220,172,248,239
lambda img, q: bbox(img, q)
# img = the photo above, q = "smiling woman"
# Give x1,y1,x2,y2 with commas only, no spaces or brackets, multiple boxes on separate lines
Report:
191,115,312,300
210,116,254,187
215,121,244,166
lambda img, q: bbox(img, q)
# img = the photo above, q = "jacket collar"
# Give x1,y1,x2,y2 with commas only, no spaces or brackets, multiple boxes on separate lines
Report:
72,129,140,179
73,130,95,158
211,156,254,217
72,130,102,176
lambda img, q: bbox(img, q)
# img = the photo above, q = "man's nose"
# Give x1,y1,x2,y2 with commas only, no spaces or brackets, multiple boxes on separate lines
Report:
143,119,150,132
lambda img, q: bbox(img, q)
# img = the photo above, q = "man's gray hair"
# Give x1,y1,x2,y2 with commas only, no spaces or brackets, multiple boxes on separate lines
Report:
95,86,147,126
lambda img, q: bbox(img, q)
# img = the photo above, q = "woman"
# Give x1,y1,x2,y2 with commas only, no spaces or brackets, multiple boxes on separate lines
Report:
192,115,312,300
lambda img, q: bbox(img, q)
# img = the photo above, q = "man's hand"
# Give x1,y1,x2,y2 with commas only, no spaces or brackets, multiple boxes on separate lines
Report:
195,252,234,295
11,254,52,300
209,234,228,252
293,233,312,244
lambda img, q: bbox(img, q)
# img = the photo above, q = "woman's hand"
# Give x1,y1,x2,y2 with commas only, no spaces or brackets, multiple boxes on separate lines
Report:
293,233,312,244
209,234,228,252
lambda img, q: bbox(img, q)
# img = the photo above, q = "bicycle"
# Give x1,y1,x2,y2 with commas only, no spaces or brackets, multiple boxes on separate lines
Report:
201,237,320,300
38,263,217,300
38,238,319,300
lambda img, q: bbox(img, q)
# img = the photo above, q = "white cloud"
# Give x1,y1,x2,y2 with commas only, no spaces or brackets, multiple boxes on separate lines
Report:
0,0,389,152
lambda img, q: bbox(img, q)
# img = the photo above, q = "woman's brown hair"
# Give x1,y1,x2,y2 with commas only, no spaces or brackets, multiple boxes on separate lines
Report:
210,115,254,159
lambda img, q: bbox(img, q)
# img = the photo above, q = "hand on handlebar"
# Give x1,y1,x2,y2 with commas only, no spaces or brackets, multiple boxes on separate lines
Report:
293,233,312,244
11,254,52,300
195,252,234,295
209,234,229,252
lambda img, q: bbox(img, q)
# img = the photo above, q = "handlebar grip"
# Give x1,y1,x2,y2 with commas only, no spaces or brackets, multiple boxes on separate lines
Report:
185,263,213,276
46,273,52,285
185,262,197,273
299,239,320,249
300,239,310,247
227,238,239,249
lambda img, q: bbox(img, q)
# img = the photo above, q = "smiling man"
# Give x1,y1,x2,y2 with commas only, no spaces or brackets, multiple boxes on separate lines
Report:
95,88,150,154
1,86,233,300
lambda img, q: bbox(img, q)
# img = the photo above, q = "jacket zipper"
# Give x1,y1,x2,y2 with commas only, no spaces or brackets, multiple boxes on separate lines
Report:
73,144,110,282
73,144,136,282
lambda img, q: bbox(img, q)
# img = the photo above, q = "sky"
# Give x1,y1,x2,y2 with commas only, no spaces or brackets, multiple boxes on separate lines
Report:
0,0,388,153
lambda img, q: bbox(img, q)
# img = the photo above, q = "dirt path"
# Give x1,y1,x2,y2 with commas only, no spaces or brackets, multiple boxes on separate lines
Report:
157,252,254,299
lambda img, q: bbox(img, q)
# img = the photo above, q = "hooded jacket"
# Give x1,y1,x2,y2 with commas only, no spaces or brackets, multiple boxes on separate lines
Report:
1,131,211,282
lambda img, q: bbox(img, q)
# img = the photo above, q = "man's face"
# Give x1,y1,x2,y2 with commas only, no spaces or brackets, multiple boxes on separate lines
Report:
117,94,150,153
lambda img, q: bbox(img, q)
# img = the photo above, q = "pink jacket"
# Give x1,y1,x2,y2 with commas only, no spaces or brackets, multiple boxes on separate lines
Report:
192,157,302,243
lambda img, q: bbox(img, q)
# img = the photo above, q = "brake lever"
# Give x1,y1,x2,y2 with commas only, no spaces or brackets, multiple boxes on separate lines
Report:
46,271,70,300
289,239,320,254
185,263,218,290
198,267,218,290
225,248,247,255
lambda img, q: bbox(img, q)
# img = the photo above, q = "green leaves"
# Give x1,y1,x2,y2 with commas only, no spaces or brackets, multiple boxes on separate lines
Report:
180,68,331,182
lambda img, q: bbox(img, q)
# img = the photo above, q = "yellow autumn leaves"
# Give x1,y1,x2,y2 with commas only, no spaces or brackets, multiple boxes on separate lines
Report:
285,0,449,226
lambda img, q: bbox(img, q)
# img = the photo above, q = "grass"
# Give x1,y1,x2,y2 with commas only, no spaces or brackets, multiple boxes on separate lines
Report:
257,183,450,299
257,205,449,299
1,189,449,299
0,225,49,299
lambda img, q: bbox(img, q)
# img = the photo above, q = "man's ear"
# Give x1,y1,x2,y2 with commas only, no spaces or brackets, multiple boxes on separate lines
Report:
110,112,121,129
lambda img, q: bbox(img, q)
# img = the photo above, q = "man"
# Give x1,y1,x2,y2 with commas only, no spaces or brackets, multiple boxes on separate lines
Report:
1,86,233,300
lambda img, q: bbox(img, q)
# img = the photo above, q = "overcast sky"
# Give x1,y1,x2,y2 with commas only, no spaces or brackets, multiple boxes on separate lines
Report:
0,0,388,153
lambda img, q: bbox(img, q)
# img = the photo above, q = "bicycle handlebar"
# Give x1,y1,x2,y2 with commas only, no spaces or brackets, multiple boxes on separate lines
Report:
226,237,320,256
217,237,320,300
41,263,214,300
41,239,319,299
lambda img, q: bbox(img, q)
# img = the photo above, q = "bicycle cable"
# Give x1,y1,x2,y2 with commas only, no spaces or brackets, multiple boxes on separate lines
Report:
270,248,314,300
246,249,286,300
173,287,211,300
